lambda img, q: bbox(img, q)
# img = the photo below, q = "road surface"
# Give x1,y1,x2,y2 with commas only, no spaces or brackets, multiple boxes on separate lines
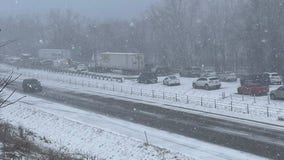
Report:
9,82,284,159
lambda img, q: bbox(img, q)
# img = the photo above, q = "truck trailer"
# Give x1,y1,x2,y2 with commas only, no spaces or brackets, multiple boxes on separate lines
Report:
95,52,144,74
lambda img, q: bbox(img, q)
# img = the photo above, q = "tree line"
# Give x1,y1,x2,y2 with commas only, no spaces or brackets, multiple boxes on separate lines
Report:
0,0,284,74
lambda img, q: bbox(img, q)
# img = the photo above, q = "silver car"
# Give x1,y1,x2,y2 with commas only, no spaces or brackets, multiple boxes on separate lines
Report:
163,75,180,86
192,77,221,90
270,86,284,100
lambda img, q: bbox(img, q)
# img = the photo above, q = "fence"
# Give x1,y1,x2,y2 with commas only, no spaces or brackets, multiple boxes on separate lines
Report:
43,69,124,83
6,64,282,120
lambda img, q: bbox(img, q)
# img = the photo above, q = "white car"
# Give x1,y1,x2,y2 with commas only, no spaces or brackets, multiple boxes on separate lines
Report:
218,71,237,82
200,70,217,77
163,75,180,86
263,72,282,85
76,64,88,71
192,77,221,90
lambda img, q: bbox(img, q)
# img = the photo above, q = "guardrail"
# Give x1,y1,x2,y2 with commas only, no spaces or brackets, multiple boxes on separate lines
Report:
33,68,124,83
20,69,283,120
2,63,282,120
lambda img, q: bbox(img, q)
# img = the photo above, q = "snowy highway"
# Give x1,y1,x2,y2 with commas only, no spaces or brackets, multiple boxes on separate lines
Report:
8,79,284,159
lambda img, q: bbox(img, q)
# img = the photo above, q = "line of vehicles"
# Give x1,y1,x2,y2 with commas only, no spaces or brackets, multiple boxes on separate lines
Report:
19,70,284,102
136,69,284,100
2,50,284,100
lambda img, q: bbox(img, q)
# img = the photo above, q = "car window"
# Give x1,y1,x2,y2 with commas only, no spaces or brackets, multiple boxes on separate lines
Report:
272,74,279,76
168,76,176,79
209,78,218,80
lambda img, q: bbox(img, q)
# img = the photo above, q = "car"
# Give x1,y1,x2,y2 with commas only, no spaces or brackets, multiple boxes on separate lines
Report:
179,66,201,77
200,69,217,78
192,77,221,90
263,72,282,85
137,72,158,84
40,60,54,69
237,80,269,96
76,64,88,71
240,74,270,86
22,79,42,93
163,75,180,86
218,71,237,82
270,86,284,100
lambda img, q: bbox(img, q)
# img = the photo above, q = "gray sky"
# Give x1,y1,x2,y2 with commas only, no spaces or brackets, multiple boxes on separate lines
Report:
0,0,159,20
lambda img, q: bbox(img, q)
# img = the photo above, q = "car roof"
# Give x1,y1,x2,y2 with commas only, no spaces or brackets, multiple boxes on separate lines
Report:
264,72,278,74
23,78,39,82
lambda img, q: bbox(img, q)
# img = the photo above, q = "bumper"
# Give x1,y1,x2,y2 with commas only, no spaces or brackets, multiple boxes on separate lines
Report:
270,79,282,84
209,84,221,89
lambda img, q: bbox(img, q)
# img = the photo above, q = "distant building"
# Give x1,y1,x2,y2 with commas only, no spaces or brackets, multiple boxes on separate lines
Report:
38,49,71,60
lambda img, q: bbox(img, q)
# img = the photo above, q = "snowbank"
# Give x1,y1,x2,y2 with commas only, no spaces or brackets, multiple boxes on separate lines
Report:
0,103,192,160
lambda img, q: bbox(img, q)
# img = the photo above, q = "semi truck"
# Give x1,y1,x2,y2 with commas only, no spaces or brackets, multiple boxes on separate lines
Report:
95,52,144,74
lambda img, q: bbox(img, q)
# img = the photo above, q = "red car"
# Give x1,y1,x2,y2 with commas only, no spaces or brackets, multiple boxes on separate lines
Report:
237,80,269,96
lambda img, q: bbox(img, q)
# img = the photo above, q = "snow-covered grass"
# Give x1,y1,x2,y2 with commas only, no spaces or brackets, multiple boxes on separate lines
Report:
1,64,284,123
1,99,191,159
0,91,267,160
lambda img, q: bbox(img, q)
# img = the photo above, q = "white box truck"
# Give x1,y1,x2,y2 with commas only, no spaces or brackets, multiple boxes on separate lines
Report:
96,52,144,74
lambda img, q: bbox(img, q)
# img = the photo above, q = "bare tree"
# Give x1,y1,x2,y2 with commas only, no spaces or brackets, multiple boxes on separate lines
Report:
0,72,25,108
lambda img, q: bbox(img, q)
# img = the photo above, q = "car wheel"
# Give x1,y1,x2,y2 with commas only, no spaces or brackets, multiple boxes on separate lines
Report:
205,84,210,90
270,94,276,100
193,83,197,89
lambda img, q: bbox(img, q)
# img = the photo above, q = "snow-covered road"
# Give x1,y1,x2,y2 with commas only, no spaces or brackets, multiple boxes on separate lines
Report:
1,64,284,123
1,91,268,160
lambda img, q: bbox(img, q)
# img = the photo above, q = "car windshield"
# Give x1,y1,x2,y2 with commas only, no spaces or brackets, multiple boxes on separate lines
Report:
168,76,177,79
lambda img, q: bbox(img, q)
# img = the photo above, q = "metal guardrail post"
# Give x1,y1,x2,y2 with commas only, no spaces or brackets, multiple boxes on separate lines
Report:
186,95,189,104
144,131,149,145
267,106,269,117
175,93,178,102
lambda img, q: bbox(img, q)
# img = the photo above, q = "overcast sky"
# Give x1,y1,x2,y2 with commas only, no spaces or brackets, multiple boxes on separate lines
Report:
0,0,159,20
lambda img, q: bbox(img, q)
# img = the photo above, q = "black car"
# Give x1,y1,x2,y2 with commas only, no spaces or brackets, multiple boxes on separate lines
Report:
180,66,201,77
137,72,158,84
22,79,42,92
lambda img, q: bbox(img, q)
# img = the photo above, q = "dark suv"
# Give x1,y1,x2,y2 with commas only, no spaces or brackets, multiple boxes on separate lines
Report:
180,66,201,77
22,79,42,92
137,72,158,84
